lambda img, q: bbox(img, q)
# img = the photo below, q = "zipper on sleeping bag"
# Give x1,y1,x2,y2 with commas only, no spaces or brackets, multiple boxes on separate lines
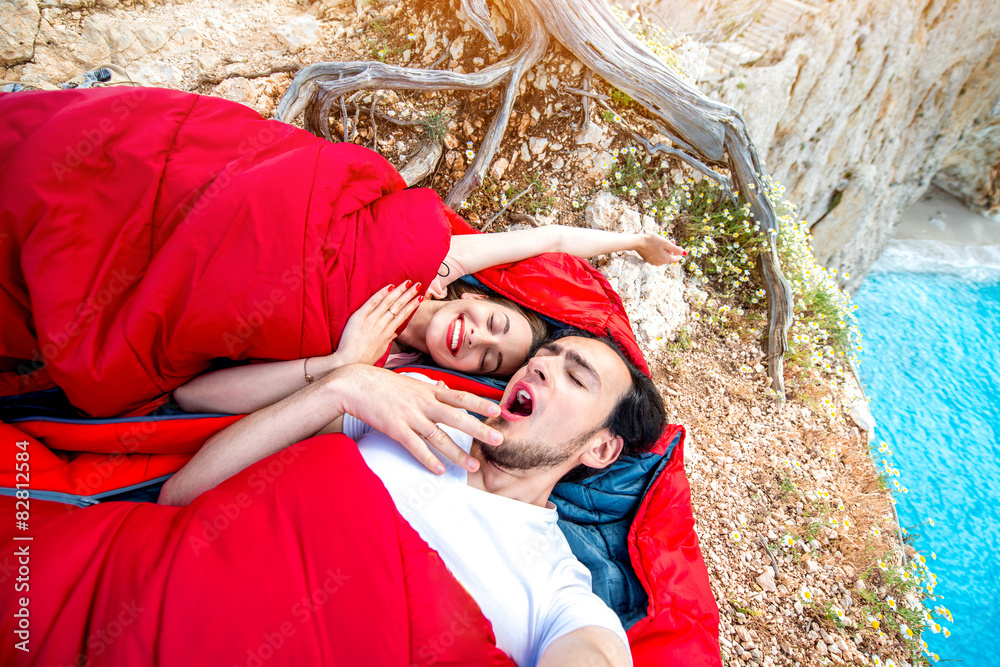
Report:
0,474,174,507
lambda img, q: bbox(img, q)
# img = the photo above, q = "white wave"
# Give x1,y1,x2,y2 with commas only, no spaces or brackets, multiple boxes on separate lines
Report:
870,239,1000,281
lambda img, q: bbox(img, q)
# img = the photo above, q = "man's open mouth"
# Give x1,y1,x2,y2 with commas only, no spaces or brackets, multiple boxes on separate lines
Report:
447,315,465,356
503,383,534,419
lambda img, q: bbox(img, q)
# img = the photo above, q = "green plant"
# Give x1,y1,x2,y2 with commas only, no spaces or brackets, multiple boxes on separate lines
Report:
780,475,796,495
671,178,765,299
609,87,633,108
420,110,451,142
606,148,665,201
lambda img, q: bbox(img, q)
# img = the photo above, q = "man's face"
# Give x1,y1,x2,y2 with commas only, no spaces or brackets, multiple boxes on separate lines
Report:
480,336,631,470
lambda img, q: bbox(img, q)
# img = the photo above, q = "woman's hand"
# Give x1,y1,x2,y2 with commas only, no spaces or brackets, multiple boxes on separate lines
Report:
330,364,503,474
635,233,686,265
334,282,422,366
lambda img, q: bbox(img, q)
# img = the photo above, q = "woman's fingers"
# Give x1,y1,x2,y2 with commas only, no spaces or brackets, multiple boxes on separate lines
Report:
395,430,446,474
423,424,481,472
430,390,503,445
639,234,686,265
435,386,501,421
357,283,396,315
382,281,421,318
395,291,422,320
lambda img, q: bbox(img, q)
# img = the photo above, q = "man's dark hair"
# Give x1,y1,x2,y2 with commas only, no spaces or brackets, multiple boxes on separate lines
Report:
539,329,667,483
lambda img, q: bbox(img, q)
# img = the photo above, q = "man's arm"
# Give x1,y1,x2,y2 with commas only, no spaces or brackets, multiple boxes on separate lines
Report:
538,626,631,667
158,364,503,506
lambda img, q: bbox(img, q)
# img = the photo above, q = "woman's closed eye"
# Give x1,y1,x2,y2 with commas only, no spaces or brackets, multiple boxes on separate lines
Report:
481,350,502,374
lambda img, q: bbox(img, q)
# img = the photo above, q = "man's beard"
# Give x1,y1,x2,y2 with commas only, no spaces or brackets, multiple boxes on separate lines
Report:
476,415,600,471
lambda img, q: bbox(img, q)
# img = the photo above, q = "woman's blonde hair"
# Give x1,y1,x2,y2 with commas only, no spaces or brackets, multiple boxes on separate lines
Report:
444,281,551,367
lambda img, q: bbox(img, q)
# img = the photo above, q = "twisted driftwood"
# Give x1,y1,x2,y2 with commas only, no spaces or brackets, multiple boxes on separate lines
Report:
276,0,795,402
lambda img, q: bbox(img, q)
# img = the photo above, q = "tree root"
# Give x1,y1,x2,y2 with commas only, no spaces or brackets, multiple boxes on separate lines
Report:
275,0,795,402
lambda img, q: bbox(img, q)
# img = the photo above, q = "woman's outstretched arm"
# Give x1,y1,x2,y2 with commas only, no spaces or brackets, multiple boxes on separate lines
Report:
428,225,684,296
173,282,422,414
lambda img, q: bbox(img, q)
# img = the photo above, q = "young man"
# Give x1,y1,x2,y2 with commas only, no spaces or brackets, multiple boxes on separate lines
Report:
160,334,666,667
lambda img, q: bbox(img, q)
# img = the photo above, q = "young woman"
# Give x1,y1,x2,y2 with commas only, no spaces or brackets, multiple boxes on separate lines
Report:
173,225,684,414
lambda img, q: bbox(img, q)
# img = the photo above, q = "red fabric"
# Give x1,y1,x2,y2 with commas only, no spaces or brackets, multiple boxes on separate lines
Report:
0,430,514,666
0,417,239,496
0,88,449,417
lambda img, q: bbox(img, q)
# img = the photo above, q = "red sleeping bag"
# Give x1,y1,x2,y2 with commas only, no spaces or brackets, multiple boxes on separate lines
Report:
0,425,514,666
0,87,720,665
0,87,450,417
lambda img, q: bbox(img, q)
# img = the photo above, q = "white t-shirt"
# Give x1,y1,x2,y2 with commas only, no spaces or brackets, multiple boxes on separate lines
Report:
344,412,631,667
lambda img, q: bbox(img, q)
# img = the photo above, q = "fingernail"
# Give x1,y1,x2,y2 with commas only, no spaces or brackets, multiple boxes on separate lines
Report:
435,464,445,474
491,432,502,443
682,251,688,256
418,296,424,303
388,284,395,289
414,282,422,290
467,460,478,472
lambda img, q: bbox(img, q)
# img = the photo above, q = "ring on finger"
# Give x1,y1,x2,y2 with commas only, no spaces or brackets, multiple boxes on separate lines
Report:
389,308,398,316
423,425,440,439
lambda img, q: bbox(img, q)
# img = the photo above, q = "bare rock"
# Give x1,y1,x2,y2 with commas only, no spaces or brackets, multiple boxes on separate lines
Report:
586,191,640,234
105,25,146,62
571,148,613,183
0,0,39,66
519,141,531,163
448,35,464,61
136,26,168,53
137,61,182,87
528,136,548,155
196,51,221,71
602,253,687,347
576,121,606,147
214,77,257,108
309,0,353,20
490,157,509,181
755,568,778,593
21,18,108,83
273,15,319,53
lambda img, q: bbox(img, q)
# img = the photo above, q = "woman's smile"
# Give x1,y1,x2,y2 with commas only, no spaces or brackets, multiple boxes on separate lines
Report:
448,315,465,356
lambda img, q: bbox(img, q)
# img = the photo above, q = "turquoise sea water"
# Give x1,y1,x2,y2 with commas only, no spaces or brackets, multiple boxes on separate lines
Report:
854,239,1000,666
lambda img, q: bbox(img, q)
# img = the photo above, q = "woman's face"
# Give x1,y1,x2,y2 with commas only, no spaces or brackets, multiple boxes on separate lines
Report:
424,293,533,376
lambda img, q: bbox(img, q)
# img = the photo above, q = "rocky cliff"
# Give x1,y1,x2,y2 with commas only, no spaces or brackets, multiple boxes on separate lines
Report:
934,97,1000,219
636,0,1000,288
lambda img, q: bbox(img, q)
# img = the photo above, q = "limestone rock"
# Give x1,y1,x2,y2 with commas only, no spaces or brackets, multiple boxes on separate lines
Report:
136,26,168,53
528,136,548,155
571,148,612,182
137,61,181,87
490,157,509,181
586,191,640,234
448,35,464,61
273,15,319,53
214,77,258,108
755,568,778,593
576,121,606,147
656,0,1000,285
20,18,109,83
309,0,353,20
0,0,39,66
934,98,1000,218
